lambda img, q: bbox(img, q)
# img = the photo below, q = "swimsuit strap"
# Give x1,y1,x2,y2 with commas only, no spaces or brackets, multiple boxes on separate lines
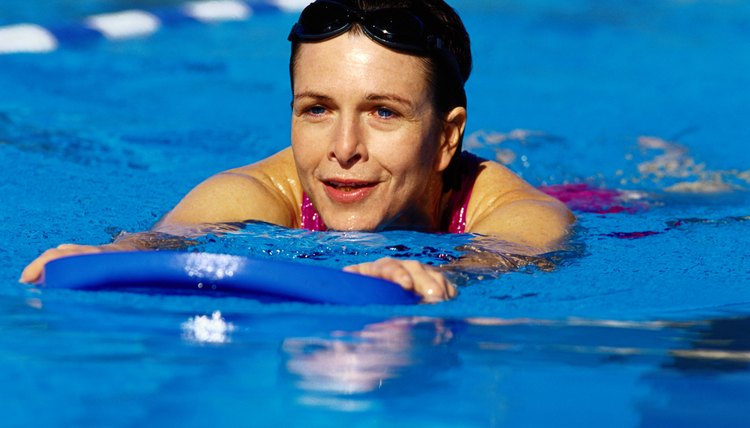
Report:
300,151,482,233
301,192,327,231
443,151,481,234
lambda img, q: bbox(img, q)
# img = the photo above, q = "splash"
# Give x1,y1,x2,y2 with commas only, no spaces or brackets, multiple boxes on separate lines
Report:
467,128,749,194
465,128,565,167
633,136,747,193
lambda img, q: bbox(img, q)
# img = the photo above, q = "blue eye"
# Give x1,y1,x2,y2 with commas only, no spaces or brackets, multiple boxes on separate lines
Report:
376,107,395,119
308,105,326,115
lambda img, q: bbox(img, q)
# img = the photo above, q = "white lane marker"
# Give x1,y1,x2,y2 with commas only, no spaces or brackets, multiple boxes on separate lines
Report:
0,24,58,53
184,0,252,23
85,10,161,40
271,0,313,12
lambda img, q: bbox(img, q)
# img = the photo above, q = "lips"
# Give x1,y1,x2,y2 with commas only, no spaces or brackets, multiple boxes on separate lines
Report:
322,179,378,204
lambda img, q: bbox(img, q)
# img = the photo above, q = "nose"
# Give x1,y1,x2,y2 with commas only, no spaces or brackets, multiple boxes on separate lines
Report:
328,115,366,168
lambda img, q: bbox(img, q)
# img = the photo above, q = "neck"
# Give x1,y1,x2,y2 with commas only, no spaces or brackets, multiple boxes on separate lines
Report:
384,173,451,232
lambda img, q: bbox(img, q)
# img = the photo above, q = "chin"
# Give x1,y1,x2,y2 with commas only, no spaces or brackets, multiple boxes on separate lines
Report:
322,214,384,232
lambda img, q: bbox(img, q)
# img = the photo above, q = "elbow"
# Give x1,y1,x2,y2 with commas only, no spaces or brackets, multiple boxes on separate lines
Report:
530,199,576,250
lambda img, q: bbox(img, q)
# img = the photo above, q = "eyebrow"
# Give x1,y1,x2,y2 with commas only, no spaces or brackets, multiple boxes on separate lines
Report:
293,91,333,102
364,93,416,110
292,91,417,110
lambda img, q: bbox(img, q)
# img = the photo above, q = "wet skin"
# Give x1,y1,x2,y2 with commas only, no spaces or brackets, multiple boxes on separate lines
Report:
291,33,457,232
21,33,573,303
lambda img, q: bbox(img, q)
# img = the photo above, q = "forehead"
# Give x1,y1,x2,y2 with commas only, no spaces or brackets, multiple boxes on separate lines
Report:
292,33,431,96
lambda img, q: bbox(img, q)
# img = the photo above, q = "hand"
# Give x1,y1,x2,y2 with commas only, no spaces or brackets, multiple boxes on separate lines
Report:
344,257,457,303
19,243,116,284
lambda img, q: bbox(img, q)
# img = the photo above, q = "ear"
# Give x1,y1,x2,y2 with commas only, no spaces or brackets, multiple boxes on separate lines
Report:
435,106,467,172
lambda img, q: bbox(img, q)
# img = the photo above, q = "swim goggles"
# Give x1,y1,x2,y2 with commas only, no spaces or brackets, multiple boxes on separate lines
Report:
288,0,450,59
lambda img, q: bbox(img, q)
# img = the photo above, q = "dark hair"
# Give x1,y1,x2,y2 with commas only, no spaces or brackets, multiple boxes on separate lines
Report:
289,0,472,191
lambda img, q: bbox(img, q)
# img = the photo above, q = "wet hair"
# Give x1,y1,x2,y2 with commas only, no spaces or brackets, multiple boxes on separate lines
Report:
289,0,473,192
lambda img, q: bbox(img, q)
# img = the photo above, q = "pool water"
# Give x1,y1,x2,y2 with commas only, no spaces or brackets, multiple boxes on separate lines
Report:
1,0,749,426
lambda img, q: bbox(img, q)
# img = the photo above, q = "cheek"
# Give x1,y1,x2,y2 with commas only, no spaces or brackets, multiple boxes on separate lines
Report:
291,122,319,172
379,137,438,185
392,127,441,172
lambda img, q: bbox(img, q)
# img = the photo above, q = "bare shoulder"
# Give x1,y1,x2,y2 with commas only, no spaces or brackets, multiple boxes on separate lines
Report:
158,148,301,228
465,158,575,251
228,147,301,199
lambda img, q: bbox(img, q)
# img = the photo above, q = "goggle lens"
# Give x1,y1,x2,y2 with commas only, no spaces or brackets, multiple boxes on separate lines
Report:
294,1,354,40
290,0,434,52
288,0,465,84
366,9,427,48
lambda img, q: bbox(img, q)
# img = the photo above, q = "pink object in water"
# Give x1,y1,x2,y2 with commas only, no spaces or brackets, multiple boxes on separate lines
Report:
540,183,640,214
605,231,661,240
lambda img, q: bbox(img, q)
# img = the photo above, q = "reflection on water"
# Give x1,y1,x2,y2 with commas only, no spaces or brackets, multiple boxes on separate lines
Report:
661,316,750,373
279,315,750,420
638,316,750,428
281,317,458,412
7,291,750,425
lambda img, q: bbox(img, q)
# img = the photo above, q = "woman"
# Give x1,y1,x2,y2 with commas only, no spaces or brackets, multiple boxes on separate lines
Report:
21,0,573,302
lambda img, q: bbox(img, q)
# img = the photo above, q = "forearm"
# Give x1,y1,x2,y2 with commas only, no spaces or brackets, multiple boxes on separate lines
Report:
436,236,559,286
110,230,195,251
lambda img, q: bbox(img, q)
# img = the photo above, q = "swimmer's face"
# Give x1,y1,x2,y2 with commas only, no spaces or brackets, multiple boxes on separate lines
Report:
291,34,460,231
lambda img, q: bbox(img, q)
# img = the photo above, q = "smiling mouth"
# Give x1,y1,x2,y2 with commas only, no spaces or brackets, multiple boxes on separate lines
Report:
322,179,378,203
325,180,376,191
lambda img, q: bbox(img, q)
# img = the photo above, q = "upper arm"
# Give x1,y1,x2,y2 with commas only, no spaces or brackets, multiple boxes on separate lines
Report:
156,149,300,230
466,161,575,251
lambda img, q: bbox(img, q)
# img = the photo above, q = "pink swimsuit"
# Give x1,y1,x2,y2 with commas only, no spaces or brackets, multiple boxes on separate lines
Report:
301,152,481,233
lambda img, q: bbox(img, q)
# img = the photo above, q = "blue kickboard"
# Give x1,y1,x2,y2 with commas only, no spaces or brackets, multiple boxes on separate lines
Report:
43,251,420,305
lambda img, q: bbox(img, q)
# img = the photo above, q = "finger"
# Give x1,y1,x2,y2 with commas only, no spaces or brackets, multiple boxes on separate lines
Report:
402,264,447,303
19,257,45,284
19,245,103,284
371,258,416,289
425,269,457,299
20,249,65,284
344,258,415,290
428,269,457,298
371,259,437,302
344,259,457,302
56,243,95,250
396,261,455,303
342,264,363,273
57,244,103,255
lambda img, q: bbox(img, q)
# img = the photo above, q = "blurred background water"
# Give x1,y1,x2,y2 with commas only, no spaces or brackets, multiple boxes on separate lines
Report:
1,1,749,426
